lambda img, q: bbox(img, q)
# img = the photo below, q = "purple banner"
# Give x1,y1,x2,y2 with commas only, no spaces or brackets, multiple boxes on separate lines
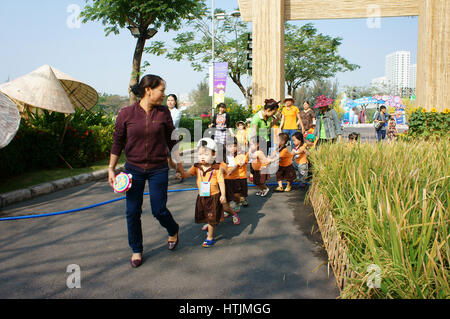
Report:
213,62,228,105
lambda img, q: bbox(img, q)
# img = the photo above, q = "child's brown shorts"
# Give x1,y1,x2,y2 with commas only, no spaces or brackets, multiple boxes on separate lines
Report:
195,193,224,225
250,166,268,186
276,165,296,182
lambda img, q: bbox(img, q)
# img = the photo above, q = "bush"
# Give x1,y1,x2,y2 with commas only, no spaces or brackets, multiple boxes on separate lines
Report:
0,109,116,179
404,108,450,139
178,116,210,141
0,123,60,177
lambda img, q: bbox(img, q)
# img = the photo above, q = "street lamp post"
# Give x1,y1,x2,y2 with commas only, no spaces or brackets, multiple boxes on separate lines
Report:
210,5,241,116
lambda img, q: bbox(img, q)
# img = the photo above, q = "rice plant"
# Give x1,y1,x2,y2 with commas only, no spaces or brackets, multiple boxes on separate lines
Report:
306,139,449,298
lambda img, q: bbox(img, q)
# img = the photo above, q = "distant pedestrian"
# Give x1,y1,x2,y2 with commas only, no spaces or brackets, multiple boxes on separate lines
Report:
312,95,342,146
166,94,181,129
210,103,232,147
248,98,280,152
387,115,398,142
373,105,388,142
280,95,304,147
299,101,316,133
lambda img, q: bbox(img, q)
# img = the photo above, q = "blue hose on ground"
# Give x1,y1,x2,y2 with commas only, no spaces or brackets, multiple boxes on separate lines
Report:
0,182,309,222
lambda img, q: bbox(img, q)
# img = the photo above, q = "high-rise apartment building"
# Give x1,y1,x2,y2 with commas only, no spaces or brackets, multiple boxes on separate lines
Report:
409,64,417,89
385,51,411,91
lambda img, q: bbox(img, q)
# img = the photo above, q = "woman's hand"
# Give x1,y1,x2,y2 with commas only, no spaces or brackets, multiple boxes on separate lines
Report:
108,168,116,189
220,195,226,204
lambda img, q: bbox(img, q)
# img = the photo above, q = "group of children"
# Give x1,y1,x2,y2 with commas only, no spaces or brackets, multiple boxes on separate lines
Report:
175,129,316,248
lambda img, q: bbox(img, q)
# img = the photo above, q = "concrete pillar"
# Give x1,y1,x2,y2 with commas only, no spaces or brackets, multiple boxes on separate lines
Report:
416,0,449,111
252,0,285,108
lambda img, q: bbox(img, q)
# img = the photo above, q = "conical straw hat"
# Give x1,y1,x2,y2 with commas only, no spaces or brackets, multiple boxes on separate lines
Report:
0,92,21,149
0,65,75,114
51,66,98,111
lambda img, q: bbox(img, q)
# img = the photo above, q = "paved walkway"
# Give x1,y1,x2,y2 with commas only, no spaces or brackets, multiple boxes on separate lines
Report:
0,153,339,299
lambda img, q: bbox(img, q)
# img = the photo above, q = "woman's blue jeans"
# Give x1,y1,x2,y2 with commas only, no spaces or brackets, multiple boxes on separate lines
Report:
124,162,179,253
376,129,386,142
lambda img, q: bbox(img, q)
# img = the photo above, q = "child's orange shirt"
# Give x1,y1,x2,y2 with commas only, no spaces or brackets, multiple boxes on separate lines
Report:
293,145,308,165
279,147,293,167
237,153,248,179
187,163,224,196
249,150,269,171
221,154,248,179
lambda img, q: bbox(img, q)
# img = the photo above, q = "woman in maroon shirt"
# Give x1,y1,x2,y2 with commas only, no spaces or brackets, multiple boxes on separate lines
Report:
108,74,182,268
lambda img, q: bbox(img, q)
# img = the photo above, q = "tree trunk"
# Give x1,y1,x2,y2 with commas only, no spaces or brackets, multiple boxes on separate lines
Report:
129,34,147,104
287,82,293,96
230,74,252,107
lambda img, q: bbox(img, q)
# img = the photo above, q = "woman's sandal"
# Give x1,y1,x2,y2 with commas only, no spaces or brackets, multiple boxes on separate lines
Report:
168,231,179,251
202,238,216,248
130,254,143,268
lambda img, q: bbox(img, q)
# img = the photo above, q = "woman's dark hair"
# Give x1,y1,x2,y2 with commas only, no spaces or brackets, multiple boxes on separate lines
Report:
293,131,304,145
167,94,178,109
264,99,280,111
217,102,227,109
380,105,387,111
130,74,164,99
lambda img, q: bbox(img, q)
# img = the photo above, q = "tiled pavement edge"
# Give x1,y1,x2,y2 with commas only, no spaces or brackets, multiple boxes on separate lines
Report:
0,149,194,210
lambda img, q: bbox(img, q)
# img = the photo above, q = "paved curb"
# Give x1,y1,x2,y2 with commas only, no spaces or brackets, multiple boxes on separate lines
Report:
0,149,195,211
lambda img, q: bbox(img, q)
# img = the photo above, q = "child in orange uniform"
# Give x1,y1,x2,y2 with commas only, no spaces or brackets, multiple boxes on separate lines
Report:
220,138,243,224
274,132,296,192
249,136,273,197
176,138,226,247
291,131,309,186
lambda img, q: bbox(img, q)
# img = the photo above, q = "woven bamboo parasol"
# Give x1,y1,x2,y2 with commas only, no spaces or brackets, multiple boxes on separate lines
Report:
0,65,75,114
51,66,98,111
0,92,21,149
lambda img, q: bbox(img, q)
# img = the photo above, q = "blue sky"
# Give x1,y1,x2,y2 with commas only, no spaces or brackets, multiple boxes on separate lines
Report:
0,0,418,105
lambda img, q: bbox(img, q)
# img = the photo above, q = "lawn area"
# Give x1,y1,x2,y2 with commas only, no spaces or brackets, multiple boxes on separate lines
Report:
0,141,195,194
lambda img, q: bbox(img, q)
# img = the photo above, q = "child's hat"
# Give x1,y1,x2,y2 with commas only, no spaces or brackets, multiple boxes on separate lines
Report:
197,138,217,152
306,134,316,142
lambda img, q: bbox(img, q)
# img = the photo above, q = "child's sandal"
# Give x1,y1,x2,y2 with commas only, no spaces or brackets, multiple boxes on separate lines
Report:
275,186,284,192
202,239,216,247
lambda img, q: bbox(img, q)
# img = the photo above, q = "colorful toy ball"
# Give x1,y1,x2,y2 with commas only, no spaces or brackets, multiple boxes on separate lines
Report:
113,173,133,193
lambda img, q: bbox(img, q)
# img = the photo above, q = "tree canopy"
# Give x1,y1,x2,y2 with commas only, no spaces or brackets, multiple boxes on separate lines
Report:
80,0,207,103
285,23,359,96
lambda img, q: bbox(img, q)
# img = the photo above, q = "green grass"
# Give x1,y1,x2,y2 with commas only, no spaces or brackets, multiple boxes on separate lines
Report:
0,142,195,194
307,139,450,299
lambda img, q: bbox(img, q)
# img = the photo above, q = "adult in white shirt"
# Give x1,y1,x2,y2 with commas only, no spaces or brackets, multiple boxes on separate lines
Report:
167,94,181,129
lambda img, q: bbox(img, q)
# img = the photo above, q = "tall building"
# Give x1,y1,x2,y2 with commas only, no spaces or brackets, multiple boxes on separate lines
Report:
385,51,411,93
409,64,417,89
